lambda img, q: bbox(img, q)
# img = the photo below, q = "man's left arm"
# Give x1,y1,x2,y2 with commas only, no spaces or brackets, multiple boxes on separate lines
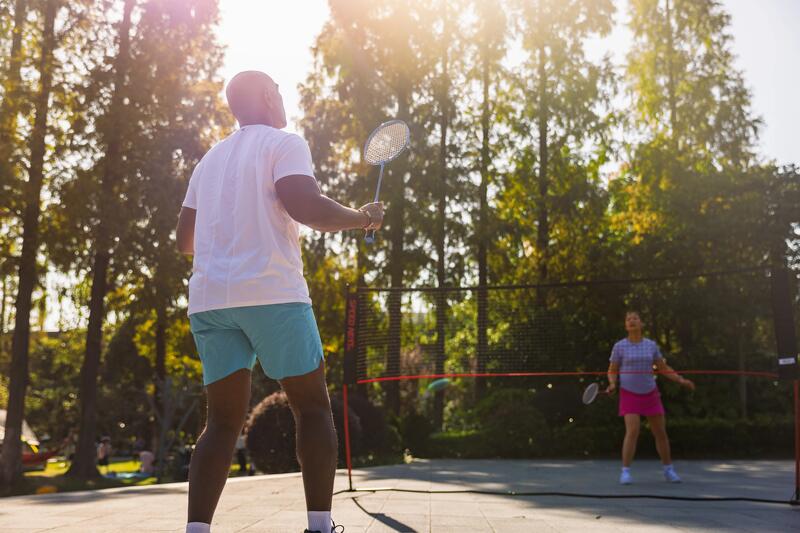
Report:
176,207,196,255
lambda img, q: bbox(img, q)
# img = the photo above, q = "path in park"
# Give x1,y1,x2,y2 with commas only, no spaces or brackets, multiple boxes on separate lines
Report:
1,459,798,532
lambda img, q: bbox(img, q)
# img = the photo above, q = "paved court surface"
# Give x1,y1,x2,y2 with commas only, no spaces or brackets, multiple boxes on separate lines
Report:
1,459,799,532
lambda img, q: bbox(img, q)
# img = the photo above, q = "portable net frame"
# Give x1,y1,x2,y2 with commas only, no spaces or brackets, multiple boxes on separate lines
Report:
339,266,800,504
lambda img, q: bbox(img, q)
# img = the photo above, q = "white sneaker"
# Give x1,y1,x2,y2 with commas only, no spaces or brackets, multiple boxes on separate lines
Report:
664,467,682,483
619,470,633,485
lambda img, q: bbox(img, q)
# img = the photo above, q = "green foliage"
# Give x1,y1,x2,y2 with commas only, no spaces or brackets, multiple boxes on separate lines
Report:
396,410,435,455
0,0,798,488
331,392,398,455
426,415,794,460
474,388,550,457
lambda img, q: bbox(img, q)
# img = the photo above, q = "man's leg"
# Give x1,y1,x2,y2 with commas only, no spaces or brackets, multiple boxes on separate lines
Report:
280,361,337,512
187,369,251,524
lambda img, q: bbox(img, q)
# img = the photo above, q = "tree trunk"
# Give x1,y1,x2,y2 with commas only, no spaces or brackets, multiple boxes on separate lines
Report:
665,0,678,146
433,4,450,431
1,276,7,334
69,251,109,479
535,43,549,304
68,0,135,480
475,37,491,400
0,0,27,191
0,0,56,490
385,86,410,417
153,286,167,462
738,326,747,419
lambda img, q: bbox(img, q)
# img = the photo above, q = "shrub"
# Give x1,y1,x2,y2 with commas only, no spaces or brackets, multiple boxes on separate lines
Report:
245,392,298,473
474,388,550,457
427,430,490,458
246,391,362,474
424,415,794,459
397,410,434,455
330,392,398,454
330,394,364,460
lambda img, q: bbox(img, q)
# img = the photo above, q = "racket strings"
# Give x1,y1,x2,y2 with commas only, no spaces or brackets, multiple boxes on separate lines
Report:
582,383,599,404
365,122,409,164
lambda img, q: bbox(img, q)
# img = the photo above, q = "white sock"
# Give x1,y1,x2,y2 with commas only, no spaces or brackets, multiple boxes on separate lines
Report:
186,523,210,533
621,466,631,473
663,464,674,472
308,511,332,533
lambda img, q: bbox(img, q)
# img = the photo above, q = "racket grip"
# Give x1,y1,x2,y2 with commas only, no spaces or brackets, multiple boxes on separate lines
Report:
365,229,376,244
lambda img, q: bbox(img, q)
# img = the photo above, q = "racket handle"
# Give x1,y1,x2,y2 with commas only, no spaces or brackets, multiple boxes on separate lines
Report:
365,164,384,245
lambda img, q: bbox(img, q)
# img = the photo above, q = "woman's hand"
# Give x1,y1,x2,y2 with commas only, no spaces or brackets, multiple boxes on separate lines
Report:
679,377,695,391
605,382,617,395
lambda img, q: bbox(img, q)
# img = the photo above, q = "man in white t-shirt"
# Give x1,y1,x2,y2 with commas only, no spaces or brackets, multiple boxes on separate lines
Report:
176,70,383,533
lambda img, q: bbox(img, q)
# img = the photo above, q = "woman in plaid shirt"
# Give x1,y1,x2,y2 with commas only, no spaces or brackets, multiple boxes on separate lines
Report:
606,310,695,485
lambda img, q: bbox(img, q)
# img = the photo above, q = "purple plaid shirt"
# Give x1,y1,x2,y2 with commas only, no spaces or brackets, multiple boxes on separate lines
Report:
609,338,662,394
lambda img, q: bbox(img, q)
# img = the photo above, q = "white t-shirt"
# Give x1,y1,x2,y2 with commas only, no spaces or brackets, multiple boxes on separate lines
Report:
182,125,315,315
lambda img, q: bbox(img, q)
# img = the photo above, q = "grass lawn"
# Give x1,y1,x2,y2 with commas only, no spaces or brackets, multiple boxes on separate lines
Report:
26,458,145,477
11,457,158,497
9,456,251,497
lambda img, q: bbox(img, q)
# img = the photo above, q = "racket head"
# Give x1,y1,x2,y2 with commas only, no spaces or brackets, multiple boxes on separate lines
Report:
363,119,410,165
582,382,600,405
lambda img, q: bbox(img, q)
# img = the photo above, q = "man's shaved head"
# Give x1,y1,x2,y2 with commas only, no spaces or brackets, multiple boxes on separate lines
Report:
225,70,286,128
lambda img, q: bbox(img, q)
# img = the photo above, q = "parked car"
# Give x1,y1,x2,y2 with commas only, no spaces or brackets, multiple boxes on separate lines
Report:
22,439,58,472
0,409,57,472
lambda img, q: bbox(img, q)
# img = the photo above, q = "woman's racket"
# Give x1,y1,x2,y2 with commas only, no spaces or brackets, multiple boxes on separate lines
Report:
363,120,410,244
582,382,611,405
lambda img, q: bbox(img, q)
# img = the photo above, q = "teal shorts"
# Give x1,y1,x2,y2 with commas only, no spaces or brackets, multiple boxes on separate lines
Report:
189,303,324,385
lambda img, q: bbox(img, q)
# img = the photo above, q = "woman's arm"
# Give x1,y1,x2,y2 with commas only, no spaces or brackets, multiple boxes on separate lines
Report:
606,362,619,394
654,359,695,390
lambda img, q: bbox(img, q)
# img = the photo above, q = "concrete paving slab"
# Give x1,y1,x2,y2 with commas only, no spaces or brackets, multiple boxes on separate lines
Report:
2,459,799,532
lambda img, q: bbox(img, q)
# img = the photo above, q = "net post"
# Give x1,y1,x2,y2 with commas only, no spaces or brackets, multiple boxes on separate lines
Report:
342,287,359,492
342,384,353,492
793,380,800,504
344,287,358,387
769,266,800,502
770,266,798,381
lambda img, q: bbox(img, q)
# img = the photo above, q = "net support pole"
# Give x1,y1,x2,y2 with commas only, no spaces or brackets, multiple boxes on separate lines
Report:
343,384,353,492
793,380,800,504
769,267,800,502
770,267,798,381
342,288,359,492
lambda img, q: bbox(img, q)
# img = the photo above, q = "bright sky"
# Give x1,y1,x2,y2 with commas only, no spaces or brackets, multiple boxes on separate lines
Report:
216,0,799,166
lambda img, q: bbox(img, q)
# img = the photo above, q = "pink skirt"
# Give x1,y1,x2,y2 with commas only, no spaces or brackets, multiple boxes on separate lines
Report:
619,387,665,416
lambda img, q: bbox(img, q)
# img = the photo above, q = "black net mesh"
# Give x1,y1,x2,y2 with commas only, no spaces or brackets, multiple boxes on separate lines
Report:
352,269,779,384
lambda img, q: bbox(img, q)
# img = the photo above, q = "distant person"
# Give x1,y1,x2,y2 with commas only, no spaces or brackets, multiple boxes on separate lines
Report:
139,450,155,475
133,436,146,454
61,428,77,462
234,430,250,475
176,70,383,533
97,436,113,475
180,444,193,482
606,310,695,485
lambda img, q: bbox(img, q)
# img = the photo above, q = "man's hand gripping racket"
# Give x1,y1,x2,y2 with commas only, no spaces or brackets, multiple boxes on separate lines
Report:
362,120,410,244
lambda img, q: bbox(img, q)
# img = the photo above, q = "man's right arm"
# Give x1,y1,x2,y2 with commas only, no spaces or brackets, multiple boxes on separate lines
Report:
275,174,384,233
